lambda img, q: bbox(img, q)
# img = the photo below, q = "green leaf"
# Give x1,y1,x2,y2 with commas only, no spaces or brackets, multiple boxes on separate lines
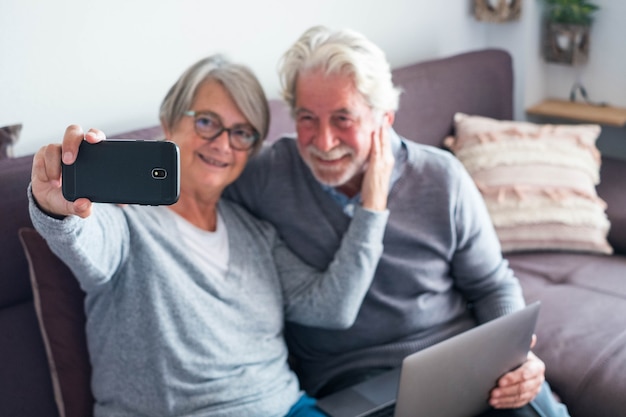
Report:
542,0,599,25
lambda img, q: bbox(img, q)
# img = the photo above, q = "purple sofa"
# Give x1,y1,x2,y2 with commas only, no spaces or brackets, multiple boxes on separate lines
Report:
388,50,626,417
1,49,625,417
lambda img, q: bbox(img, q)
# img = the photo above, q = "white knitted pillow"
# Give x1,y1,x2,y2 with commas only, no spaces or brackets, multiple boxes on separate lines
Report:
445,113,612,255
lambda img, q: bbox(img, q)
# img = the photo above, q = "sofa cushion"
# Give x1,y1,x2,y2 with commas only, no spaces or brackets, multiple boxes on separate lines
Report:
445,113,612,255
19,227,94,417
509,252,626,417
0,123,22,159
0,155,35,309
0,301,59,417
597,156,626,255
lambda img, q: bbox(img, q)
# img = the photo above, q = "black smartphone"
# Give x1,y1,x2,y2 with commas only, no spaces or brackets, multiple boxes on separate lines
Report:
62,139,180,205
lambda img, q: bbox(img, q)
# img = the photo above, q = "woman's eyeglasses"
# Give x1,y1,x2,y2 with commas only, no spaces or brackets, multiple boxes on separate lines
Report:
184,110,259,151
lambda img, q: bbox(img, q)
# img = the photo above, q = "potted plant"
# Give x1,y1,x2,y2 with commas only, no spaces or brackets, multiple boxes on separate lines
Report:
542,0,600,65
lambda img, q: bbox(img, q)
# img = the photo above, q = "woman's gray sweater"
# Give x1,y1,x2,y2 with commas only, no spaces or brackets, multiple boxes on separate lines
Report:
29,191,388,417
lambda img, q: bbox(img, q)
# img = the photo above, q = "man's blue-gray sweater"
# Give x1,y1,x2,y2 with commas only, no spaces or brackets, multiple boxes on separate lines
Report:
225,135,526,394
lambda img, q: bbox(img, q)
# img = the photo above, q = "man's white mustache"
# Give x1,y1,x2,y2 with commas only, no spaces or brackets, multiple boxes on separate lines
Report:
306,145,354,161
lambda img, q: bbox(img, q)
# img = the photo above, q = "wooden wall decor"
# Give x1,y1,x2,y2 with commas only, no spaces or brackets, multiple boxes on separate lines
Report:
473,0,522,22
543,23,590,65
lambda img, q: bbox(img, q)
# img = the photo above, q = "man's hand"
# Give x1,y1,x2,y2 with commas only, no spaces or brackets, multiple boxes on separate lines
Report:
360,118,394,211
31,125,105,218
489,335,545,409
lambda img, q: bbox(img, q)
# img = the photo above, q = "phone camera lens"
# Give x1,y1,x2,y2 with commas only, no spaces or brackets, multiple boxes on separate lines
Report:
151,168,167,179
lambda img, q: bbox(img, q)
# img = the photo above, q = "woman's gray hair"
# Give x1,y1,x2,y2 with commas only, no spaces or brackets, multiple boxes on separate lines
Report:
278,26,402,117
160,54,269,154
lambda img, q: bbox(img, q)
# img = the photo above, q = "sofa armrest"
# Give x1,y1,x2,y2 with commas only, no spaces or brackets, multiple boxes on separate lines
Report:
597,156,626,255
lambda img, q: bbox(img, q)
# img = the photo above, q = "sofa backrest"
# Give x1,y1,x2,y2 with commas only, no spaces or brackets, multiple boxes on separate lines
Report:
0,155,35,307
391,48,514,147
0,154,60,417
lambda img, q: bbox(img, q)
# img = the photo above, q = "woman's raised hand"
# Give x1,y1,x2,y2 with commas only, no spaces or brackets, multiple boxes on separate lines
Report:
31,125,105,218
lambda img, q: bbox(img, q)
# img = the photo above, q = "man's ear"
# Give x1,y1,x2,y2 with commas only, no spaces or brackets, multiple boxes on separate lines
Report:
383,111,395,128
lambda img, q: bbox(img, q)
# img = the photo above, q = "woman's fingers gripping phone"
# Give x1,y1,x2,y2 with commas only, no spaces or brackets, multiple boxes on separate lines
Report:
31,125,105,218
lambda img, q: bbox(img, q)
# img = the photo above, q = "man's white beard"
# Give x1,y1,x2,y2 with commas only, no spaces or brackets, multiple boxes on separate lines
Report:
304,144,365,187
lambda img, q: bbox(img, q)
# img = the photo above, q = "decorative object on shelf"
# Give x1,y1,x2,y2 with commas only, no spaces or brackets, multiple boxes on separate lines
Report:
473,0,522,22
541,0,600,65
569,82,607,106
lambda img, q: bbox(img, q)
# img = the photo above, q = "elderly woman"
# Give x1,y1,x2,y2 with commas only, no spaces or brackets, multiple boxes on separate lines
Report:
28,55,393,417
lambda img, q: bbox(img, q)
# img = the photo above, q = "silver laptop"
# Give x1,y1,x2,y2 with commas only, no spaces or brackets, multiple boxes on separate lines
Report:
316,302,541,417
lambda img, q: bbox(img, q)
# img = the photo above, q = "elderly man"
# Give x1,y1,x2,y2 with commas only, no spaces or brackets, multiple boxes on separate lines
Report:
225,25,569,417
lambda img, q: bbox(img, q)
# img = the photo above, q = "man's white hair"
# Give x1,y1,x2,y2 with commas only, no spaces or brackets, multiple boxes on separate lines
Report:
278,25,402,117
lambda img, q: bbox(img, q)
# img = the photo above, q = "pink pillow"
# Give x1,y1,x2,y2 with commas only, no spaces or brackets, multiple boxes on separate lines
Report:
445,113,612,255
19,227,94,417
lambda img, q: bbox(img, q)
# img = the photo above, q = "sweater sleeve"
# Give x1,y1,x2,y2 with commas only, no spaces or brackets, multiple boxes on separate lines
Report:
28,184,130,292
448,161,525,323
273,205,388,329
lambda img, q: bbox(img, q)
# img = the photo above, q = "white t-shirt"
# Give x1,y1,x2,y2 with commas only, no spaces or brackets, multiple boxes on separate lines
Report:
168,208,230,279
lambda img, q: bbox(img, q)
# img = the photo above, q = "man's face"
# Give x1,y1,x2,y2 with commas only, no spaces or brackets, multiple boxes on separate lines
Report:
294,69,379,191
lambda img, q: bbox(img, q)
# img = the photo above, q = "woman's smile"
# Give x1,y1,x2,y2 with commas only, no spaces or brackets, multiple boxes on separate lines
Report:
197,151,229,168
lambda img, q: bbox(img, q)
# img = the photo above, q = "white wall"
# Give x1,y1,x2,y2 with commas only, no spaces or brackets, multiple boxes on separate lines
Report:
1,0,488,157
2,0,624,158
482,0,545,121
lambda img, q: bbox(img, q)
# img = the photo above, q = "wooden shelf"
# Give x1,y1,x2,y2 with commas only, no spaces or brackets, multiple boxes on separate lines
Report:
526,99,626,127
